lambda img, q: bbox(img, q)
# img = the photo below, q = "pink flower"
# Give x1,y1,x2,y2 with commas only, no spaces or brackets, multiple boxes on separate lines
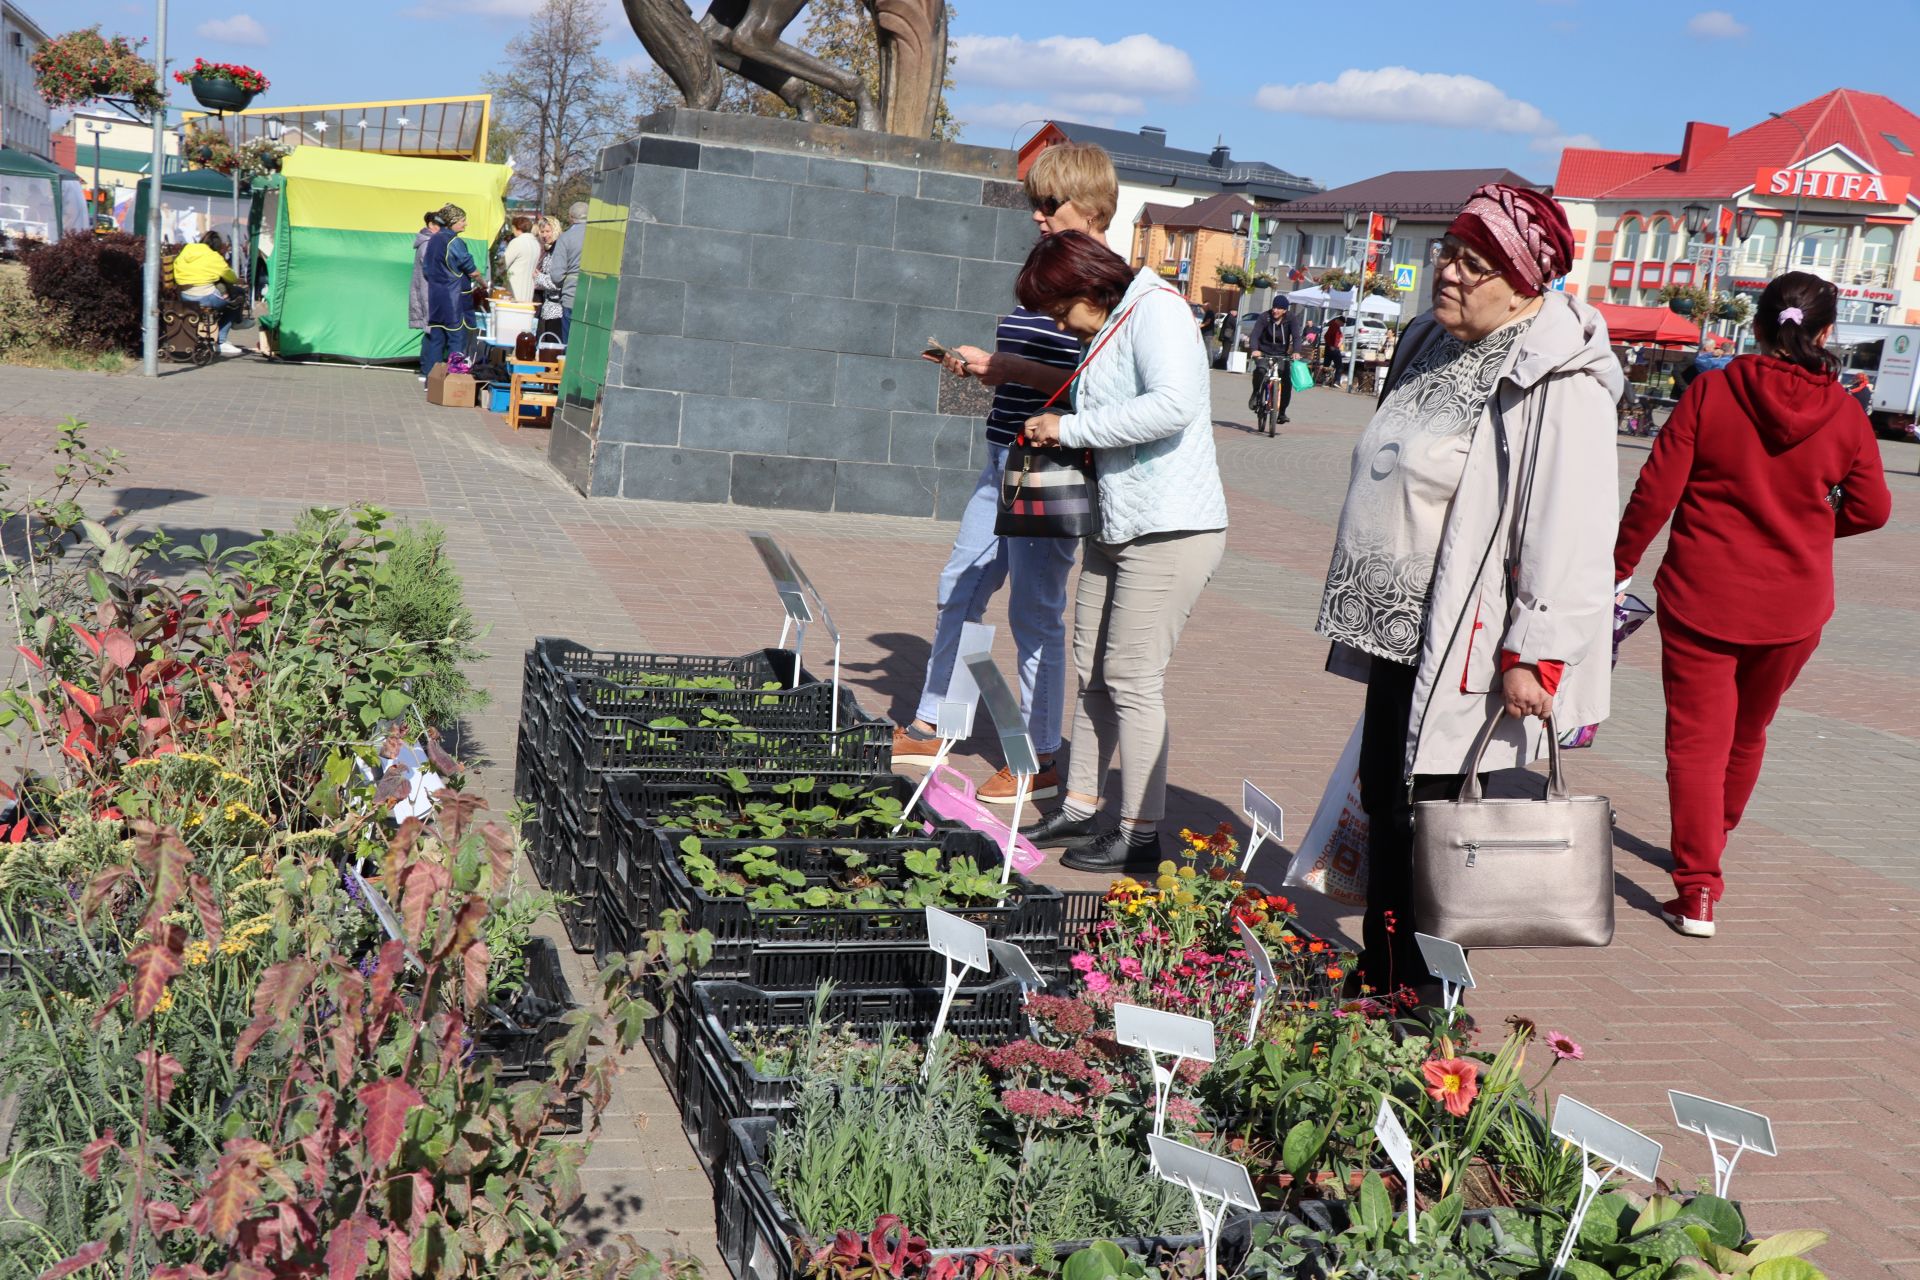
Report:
1545,1030,1584,1061
1002,1088,1084,1122
1083,970,1111,995
1070,952,1095,974
1117,956,1144,980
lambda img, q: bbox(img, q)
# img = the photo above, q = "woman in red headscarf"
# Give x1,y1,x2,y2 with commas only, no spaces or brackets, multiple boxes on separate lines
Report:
1316,184,1626,1007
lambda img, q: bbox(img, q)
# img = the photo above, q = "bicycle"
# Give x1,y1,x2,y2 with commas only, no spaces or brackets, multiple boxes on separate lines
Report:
1250,354,1286,436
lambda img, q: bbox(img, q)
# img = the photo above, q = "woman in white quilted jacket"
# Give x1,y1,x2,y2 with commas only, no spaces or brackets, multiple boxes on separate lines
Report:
1014,230,1229,872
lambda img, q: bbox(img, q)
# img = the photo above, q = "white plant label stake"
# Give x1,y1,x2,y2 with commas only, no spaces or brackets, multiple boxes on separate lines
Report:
1233,917,1276,1045
921,906,989,1081
1239,781,1285,872
1374,1098,1418,1242
963,652,1039,884
1414,932,1476,1013
1147,1135,1258,1280
747,532,812,687
987,937,1043,994
784,552,845,732
1548,1096,1664,1280
1668,1090,1777,1198
894,623,993,833
1114,1003,1216,1136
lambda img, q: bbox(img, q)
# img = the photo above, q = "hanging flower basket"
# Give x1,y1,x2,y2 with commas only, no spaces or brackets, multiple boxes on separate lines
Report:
174,58,269,112
29,25,163,115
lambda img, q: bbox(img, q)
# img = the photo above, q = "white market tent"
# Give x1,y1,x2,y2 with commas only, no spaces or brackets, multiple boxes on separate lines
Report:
1286,284,1400,316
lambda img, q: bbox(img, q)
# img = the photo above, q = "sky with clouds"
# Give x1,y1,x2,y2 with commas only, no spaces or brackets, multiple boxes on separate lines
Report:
47,0,1920,189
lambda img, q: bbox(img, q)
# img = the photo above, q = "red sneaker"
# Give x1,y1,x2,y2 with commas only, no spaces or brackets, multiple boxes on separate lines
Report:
1661,888,1715,938
980,764,1059,805
891,725,942,768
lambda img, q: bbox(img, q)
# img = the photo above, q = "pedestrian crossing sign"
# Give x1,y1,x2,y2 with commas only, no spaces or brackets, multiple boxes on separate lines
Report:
1392,263,1418,291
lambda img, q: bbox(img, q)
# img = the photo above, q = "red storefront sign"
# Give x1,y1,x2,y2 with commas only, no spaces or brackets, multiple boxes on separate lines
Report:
1754,168,1912,204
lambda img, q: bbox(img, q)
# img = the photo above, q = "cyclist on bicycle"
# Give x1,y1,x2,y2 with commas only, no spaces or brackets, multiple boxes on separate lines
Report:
1246,295,1302,427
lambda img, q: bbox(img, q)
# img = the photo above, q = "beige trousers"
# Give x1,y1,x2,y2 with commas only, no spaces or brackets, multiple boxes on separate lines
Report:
1065,529,1227,822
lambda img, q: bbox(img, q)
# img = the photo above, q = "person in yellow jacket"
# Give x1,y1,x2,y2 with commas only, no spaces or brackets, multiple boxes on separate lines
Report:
174,230,246,355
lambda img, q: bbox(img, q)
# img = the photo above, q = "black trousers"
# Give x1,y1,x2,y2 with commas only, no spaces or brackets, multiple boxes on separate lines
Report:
1356,657,1468,1005
1248,359,1293,418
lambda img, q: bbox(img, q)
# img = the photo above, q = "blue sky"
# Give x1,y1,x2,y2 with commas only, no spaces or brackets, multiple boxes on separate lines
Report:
48,0,1919,188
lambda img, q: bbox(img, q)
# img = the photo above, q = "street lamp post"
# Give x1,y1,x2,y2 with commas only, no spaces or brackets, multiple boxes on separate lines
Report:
1340,209,1396,391
1769,110,1813,273
142,0,170,379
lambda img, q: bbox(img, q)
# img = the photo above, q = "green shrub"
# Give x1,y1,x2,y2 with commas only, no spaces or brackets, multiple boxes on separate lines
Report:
369,521,489,731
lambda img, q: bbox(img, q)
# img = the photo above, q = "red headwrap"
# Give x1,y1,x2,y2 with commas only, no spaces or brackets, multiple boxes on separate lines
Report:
1445,184,1574,297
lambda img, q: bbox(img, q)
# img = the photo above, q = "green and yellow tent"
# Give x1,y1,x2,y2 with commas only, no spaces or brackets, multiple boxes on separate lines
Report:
258,148,509,362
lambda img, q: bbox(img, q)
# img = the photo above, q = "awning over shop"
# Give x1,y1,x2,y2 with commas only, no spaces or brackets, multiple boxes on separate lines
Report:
0,146,86,240
1592,302,1701,347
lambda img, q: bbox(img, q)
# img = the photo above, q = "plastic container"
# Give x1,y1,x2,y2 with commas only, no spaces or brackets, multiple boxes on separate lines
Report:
490,299,537,345
469,937,585,1132
681,977,1026,1172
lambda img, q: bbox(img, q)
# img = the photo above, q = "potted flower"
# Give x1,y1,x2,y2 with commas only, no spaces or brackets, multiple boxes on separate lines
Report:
29,26,163,116
173,57,270,112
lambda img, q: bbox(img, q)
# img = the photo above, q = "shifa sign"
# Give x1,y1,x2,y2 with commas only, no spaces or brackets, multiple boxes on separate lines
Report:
1752,167,1911,204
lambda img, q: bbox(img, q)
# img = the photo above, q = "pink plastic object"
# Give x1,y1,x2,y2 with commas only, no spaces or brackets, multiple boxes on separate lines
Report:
919,763,1044,875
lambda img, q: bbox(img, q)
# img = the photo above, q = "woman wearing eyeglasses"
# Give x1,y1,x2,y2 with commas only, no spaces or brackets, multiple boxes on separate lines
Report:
1317,184,1624,1007
890,143,1120,808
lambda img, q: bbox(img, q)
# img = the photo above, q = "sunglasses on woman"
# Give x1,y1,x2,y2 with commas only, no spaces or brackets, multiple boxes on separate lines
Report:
1030,195,1069,216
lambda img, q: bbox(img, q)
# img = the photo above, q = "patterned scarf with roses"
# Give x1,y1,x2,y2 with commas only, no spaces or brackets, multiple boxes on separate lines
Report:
1316,316,1531,664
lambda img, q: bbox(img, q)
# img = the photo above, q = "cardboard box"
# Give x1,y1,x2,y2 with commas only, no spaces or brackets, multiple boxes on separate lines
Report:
426,362,477,407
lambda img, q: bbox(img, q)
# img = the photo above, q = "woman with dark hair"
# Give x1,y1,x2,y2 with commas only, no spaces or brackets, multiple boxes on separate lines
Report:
1319,184,1622,1007
409,210,443,337
173,229,246,355
1014,230,1228,871
1322,317,1346,385
1615,271,1891,938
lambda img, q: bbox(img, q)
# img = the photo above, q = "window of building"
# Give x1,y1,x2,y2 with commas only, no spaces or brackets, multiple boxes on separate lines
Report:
1883,131,1914,156
1740,217,1778,268
1392,236,1416,267
1272,231,1300,264
1649,217,1672,262
1161,230,1177,263
1309,233,1336,265
1616,216,1642,262
1860,224,1896,266
1180,232,1196,262
1795,225,1841,268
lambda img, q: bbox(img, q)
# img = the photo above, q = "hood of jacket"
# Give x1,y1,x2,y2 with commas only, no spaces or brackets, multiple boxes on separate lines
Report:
1718,353,1851,449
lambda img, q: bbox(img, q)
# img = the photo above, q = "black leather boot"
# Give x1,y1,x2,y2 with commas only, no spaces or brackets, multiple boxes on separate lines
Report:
1061,826,1164,873
1019,807,1099,850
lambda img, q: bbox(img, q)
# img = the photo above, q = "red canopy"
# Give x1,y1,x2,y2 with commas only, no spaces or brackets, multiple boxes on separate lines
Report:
1591,302,1701,348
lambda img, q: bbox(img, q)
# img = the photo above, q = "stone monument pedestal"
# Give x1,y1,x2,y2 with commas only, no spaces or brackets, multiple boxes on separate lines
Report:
545,108,1035,519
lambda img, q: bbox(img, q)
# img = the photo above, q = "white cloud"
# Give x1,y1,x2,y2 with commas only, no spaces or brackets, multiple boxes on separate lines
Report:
1533,131,1602,153
195,14,268,46
1686,10,1749,37
1050,91,1147,117
958,101,1076,138
1255,67,1551,134
952,33,1195,97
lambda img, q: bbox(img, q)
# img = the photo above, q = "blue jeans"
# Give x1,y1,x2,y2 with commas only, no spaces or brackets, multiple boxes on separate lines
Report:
915,444,1078,755
419,325,455,377
559,309,572,346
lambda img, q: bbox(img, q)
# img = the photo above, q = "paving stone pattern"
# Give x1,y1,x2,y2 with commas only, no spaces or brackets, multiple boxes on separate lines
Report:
2,359,1919,1273
548,114,1034,519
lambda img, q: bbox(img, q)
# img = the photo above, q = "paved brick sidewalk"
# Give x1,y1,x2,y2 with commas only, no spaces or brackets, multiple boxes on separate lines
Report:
2,357,1917,1273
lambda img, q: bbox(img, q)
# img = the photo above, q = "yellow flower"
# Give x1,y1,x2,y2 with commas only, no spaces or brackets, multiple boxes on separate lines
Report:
219,936,248,957
154,988,174,1014
1155,874,1177,891
1156,860,1176,876
184,940,211,966
222,802,270,828
184,812,204,828
228,875,276,898
229,854,260,877
123,758,162,774
1177,866,1197,880
218,771,252,785
1174,891,1197,907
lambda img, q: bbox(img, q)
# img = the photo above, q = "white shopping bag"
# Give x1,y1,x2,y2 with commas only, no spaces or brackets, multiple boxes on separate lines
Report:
1285,718,1369,906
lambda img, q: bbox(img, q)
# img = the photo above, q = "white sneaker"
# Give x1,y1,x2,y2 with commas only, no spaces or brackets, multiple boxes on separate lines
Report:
218,342,244,356
418,374,428,383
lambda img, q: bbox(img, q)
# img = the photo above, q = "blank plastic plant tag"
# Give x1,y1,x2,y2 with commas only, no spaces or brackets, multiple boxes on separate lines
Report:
747,531,811,628
961,652,1038,777
1146,1135,1257,1280
1669,1090,1776,1198
1413,932,1475,1011
350,862,424,972
987,938,1043,992
1233,917,1275,1044
782,550,844,727
922,906,989,1080
945,622,995,710
1374,1098,1417,1242
1240,781,1284,872
1548,1096,1665,1280
1115,1003,1216,1135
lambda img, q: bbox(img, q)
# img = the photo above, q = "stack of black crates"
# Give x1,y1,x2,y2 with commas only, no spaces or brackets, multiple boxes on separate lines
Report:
514,638,1091,1230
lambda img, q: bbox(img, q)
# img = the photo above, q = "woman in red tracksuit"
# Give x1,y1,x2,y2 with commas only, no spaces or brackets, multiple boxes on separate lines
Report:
1614,272,1892,939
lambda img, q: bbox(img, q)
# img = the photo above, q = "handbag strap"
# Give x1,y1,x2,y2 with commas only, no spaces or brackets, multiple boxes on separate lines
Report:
1029,293,1157,423
1458,707,1569,802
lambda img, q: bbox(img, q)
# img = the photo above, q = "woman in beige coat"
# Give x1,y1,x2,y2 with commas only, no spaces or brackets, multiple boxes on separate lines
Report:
1318,185,1623,1007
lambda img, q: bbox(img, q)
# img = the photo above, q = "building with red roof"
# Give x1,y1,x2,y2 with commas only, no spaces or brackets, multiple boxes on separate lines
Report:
1554,89,1920,325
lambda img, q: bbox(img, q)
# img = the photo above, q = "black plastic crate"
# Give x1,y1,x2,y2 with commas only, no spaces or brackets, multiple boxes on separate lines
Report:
557,695,892,801
717,1118,1286,1280
521,641,802,759
650,837,1065,981
593,774,951,969
681,978,1027,1173
544,794,599,953
470,937,585,1133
